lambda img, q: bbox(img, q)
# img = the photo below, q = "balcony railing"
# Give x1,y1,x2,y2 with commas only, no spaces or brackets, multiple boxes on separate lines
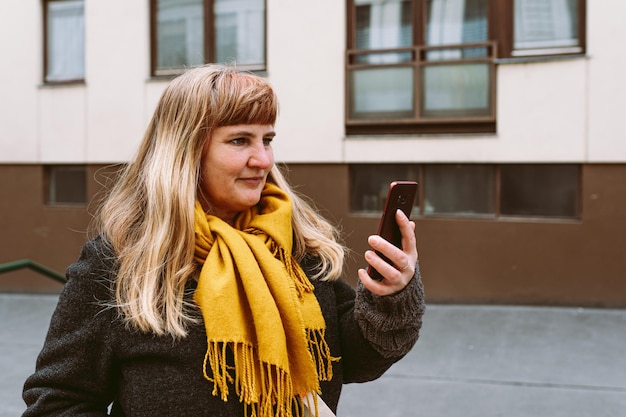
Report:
345,41,497,135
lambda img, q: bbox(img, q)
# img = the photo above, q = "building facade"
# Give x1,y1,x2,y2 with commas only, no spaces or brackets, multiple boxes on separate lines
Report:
1,0,625,306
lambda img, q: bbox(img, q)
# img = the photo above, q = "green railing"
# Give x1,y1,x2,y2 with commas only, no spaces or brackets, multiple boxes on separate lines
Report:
0,259,66,284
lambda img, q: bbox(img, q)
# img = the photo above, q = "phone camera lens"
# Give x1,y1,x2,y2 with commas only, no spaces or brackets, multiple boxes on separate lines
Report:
398,195,407,204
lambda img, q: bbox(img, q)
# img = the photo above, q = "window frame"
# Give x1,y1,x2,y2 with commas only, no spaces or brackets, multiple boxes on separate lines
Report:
494,0,586,59
349,163,582,221
149,0,268,77
44,165,88,207
42,0,86,85
346,0,499,135
345,0,586,135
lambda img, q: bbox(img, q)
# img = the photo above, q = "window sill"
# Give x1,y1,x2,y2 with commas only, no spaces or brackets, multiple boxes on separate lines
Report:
346,120,496,136
38,80,86,89
495,54,589,65
419,213,581,224
45,203,88,208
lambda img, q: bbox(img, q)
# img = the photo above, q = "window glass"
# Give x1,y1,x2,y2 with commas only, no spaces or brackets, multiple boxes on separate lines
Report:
349,163,581,219
350,164,420,214
46,0,85,82
422,62,491,118
423,164,495,215
214,0,265,66
155,0,265,74
422,0,489,118
355,0,412,50
513,0,580,53
157,0,204,70
350,67,414,119
500,164,580,218
47,166,87,205
426,0,488,48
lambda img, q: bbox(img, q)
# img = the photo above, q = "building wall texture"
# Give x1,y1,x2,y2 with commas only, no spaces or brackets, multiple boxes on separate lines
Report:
1,1,625,306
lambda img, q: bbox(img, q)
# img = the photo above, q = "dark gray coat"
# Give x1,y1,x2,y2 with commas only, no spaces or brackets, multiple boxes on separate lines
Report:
23,236,425,416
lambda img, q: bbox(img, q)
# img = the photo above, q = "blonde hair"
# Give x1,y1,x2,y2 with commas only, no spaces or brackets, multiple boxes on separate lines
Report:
94,65,345,337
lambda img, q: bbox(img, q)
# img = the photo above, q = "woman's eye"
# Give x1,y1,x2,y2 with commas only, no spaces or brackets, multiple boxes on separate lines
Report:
263,137,273,146
230,137,245,145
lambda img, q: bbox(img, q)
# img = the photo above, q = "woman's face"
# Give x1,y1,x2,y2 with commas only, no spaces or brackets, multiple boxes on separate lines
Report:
199,124,275,223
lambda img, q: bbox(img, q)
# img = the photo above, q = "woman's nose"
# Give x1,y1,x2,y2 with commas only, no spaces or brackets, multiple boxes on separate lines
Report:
249,142,273,169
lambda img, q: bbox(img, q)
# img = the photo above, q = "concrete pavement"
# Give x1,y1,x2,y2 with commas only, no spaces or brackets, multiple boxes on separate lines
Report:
2,294,625,417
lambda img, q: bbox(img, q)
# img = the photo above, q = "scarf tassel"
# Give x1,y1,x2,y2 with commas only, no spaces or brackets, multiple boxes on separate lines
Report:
277,247,314,297
307,328,338,382
202,334,337,417
203,340,301,417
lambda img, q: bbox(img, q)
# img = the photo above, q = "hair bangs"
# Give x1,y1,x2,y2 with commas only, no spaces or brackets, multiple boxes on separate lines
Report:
213,71,278,128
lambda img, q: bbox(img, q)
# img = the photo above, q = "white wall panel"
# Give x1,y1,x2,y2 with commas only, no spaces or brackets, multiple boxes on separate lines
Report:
39,86,86,162
2,0,626,165
0,0,41,162
496,59,588,162
84,0,150,163
586,0,626,161
267,0,346,163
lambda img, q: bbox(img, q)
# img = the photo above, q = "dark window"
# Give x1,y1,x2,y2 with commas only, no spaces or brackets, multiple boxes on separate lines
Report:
46,165,87,205
43,0,85,83
423,164,495,215
350,164,420,214
349,163,581,219
151,0,266,76
500,164,580,218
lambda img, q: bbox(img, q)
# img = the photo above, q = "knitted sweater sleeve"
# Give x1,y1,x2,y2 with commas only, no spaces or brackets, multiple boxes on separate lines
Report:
354,261,425,358
22,238,118,417
333,261,424,383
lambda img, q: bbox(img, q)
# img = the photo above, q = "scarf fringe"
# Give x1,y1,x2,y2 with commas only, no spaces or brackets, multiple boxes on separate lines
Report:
307,328,339,382
203,340,306,417
278,247,314,297
203,333,337,417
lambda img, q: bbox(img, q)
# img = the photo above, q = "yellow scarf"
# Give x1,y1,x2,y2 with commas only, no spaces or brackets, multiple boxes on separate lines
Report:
193,183,335,417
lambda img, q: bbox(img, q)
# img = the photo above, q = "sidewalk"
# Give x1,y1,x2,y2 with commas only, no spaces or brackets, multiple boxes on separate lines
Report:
2,294,626,417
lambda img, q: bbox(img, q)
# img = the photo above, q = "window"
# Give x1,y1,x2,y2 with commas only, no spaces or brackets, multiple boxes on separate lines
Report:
151,0,266,76
350,164,581,219
350,164,420,214
511,0,583,57
346,0,586,135
423,164,494,215
500,164,580,217
43,0,85,83
46,165,87,205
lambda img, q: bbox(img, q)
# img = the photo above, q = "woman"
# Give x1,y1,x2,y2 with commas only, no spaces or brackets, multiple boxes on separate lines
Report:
22,65,425,417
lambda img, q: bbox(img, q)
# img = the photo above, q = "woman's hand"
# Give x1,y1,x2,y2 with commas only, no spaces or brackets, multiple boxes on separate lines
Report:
358,209,418,296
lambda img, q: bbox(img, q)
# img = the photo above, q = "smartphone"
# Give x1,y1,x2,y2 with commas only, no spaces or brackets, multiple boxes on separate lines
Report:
367,181,418,281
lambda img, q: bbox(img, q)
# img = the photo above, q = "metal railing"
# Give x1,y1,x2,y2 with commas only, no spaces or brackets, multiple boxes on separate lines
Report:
0,259,66,284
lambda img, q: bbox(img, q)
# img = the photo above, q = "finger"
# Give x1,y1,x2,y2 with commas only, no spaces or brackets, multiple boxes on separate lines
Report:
366,236,408,274
368,231,414,275
395,210,418,257
365,249,401,278
358,267,398,296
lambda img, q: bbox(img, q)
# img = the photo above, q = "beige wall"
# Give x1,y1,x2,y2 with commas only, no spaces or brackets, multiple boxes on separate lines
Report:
2,2,626,165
